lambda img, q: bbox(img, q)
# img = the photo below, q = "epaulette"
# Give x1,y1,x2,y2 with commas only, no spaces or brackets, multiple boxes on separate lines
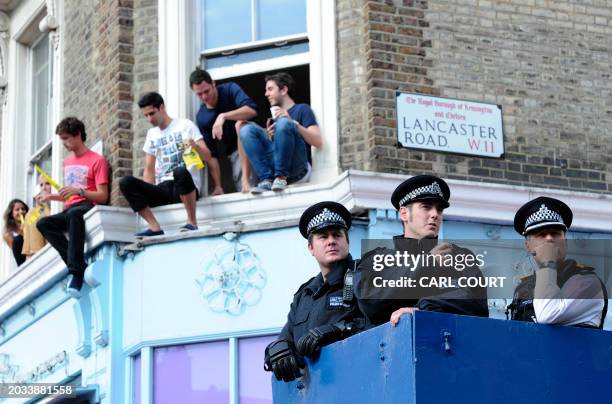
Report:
294,276,316,295
575,262,594,271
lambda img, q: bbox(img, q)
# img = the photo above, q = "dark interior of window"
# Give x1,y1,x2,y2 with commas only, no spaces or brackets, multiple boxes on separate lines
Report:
211,64,310,193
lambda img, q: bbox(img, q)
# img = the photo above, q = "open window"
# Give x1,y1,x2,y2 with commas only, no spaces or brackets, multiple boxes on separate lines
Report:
209,65,311,193
195,0,325,193
155,0,338,196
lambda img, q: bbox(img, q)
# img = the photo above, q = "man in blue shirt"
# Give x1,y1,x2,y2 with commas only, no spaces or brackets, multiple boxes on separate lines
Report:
190,68,258,194
240,72,322,193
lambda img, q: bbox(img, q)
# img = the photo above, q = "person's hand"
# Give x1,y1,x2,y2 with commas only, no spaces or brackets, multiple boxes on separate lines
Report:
296,324,344,358
532,242,561,266
59,186,80,199
212,113,226,140
390,307,419,327
35,191,50,204
266,119,275,140
38,192,53,203
264,340,304,382
429,242,454,267
211,186,224,196
273,108,290,120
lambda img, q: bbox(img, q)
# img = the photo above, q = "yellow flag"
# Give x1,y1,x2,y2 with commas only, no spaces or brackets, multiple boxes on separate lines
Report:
34,164,61,190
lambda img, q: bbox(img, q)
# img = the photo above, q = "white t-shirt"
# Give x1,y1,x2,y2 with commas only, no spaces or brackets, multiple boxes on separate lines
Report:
143,119,203,193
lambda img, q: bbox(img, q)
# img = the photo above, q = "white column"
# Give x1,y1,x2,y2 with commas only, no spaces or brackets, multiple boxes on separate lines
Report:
47,0,63,212
308,0,340,183
140,346,153,404
0,11,14,278
158,0,198,120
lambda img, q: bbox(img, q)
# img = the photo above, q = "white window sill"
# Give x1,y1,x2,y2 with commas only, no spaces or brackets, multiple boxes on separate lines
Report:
1,169,611,322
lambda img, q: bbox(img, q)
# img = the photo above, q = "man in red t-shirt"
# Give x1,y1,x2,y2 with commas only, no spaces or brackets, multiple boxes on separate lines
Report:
37,117,109,298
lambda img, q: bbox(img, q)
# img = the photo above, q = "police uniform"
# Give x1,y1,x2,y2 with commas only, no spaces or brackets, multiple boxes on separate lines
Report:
264,202,365,382
508,197,608,328
278,254,362,347
354,175,489,327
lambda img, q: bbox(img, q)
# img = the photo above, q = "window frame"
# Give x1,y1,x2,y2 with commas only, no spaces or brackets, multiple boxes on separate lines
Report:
130,333,279,404
0,0,63,277
27,32,53,206
158,0,339,193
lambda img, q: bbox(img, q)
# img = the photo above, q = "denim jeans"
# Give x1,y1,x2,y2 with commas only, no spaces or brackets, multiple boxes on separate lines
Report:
240,118,309,182
36,201,94,276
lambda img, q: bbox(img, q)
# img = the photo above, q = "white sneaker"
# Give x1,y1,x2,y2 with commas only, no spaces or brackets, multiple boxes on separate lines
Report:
272,178,288,191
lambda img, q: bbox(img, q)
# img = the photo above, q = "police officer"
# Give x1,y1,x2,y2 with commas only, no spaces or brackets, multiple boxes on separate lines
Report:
264,201,365,382
508,196,608,328
354,175,489,327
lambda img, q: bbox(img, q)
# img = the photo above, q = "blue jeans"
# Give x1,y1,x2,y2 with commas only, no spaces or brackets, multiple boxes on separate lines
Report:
240,118,309,182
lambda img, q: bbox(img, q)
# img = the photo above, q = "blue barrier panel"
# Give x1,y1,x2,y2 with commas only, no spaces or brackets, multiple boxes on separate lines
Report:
273,311,612,404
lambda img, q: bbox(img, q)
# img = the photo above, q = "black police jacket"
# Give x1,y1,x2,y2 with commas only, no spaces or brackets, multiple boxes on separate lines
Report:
278,255,365,348
508,259,608,328
354,236,489,326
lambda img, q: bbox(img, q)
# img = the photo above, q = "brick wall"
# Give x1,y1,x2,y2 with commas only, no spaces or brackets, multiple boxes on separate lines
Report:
63,0,159,205
131,0,158,178
337,0,612,193
337,0,373,171
63,0,96,147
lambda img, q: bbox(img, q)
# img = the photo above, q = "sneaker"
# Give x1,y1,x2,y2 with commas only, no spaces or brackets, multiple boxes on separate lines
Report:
66,275,84,299
135,228,165,238
179,223,198,232
272,178,288,192
251,179,273,194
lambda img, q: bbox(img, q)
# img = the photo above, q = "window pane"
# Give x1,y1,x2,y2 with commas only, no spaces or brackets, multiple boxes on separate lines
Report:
257,0,306,40
31,36,50,154
133,354,141,404
203,0,251,49
205,42,308,69
154,341,229,404
239,335,277,404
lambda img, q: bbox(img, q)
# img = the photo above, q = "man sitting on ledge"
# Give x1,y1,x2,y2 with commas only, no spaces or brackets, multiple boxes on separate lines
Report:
120,92,212,238
37,117,109,298
241,72,322,194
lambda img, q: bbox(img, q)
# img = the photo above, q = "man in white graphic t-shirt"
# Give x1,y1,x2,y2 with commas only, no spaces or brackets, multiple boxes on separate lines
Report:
119,92,213,237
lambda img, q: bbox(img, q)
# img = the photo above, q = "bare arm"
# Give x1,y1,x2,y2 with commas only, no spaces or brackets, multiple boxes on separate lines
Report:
43,194,67,202
83,183,109,205
221,105,257,122
212,106,258,140
296,124,322,149
143,154,156,184
3,231,13,249
193,139,213,164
